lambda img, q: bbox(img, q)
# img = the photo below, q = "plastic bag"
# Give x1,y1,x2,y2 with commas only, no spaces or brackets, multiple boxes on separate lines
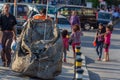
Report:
93,41,97,47
103,43,109,48
68,38,73,45
0,43,2,52
11,40,17,51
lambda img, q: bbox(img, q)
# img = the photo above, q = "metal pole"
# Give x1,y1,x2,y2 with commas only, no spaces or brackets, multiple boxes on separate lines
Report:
3,0,5,3
44,0,49,41
25,0,28,3
14,0,17,17
46,0,48,19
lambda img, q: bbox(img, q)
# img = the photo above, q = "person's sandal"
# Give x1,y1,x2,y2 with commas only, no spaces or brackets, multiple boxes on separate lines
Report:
102,59,107,62
64,58,66,62
3,62,7,67
97,58,101,61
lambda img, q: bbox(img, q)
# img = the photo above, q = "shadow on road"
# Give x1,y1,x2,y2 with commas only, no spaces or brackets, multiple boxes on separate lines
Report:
88,70,101,80
85,56,95,65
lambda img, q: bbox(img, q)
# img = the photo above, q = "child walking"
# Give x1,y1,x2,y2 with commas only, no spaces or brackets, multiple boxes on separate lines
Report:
103,25,113,62
62,30,69,62
69,24,83,58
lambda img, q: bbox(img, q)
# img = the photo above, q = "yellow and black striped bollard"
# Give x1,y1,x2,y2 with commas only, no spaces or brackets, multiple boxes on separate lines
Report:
76,52,82,59
75,46,81,53
74,46,84,80
76,58,83,68
75,68,84,80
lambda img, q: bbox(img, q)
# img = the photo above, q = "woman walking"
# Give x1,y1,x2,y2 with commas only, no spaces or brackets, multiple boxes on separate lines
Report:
69,11,80,30
94,23,105,61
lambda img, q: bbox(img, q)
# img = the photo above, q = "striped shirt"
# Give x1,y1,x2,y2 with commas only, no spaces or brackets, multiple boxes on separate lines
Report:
70,31,83,43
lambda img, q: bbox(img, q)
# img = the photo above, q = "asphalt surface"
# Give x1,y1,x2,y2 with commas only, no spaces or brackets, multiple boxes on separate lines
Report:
81,22,120,80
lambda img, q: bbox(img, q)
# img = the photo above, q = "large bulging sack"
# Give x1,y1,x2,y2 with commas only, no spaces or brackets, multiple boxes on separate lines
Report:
11,19,63,79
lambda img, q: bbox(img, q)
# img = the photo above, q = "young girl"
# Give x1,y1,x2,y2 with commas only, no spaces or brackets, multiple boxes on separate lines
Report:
70,24,83,58
103,25,112,62
62,30,69,62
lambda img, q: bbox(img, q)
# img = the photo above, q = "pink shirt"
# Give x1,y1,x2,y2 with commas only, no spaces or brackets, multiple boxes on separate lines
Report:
62,37,69,49
104,31,112,44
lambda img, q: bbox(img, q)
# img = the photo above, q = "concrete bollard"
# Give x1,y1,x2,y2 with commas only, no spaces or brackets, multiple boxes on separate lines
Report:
75,68,84,80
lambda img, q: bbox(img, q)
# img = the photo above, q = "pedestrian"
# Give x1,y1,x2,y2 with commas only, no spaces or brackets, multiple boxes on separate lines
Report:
62,30,69,62
94,23,106,61
103,25,113,62
33,8,51,20
0,3,17,67
112,10,119,21
33,8,46,20
69,11,80,30
69,24,83,58
0,31,2,53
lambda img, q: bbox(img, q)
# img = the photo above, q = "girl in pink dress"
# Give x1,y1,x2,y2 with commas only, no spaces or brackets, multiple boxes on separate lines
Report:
69,24,83,58
62,30,69,62
103,25,112,61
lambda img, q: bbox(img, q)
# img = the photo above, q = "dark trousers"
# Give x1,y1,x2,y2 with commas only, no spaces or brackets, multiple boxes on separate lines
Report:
1,31,13,66
63,47,67,59
96,41,104,59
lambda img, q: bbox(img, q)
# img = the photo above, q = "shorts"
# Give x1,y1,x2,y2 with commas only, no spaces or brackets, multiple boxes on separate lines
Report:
104,43,110,52
72,43,80,53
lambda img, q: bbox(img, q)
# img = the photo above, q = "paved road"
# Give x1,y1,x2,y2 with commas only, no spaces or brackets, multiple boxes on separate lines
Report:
81,22,120,80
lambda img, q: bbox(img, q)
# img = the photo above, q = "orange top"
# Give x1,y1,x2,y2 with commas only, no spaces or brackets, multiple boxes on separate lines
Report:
33,14,46,20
